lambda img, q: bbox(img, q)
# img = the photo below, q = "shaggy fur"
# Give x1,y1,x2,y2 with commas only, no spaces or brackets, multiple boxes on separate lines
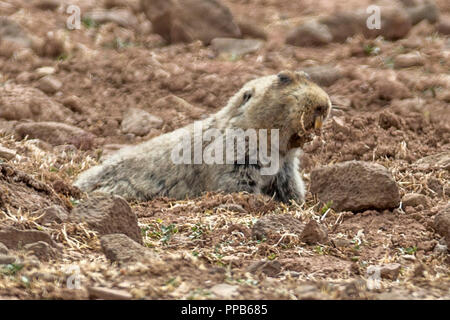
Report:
74,71,332,202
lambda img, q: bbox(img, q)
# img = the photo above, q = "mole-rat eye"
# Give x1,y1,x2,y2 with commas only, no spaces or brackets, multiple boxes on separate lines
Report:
277,72,292,85
242,90,252,104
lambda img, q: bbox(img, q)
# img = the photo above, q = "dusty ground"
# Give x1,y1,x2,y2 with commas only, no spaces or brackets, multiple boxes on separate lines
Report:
0,0,449,299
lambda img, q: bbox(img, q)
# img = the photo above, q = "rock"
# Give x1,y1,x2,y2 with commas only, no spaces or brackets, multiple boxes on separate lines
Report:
415,151,450,171
35,66,56,77
0,227,58,250
33,0,60,11
247,260,282,277
209,283,239,299
37,75,62,94
394,52,425,68
71,194,142,244
211,38,263,57
0,242,8,255
88,286,133,300
402,193,431,209
0,17,31,48
83,9,138,28
373,78,411,100
235,19,267,40
300,65,343,87
34,205,69,224
252,214,305,241
299,220,328,245
23,241,58,261
217,203,246,213
437,16,450,35
62,95,83,114
121,108,163,136
379,264,401,280
434,205,450,247
15,122,95,150
286,20,333,47
362,7,412,40
319,13,363,42
140,0,241,44
0,146,16,160
0,84,69,121
0,163,66,213
100,234,155,263
0,254,17,265
406,2,440,25
310,161,400,212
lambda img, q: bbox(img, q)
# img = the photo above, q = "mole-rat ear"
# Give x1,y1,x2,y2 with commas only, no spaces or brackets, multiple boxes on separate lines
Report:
295,70,310,80
277,71,295,85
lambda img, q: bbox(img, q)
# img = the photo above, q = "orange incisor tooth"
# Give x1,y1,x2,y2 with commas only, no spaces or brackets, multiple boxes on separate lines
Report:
314,116,323,130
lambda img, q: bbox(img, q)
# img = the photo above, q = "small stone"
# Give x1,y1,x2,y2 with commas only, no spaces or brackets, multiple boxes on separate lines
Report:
402,193,431,209
300,220,328,244
0,242,8,255
300,65,343,87
83,9,138,28
415,152,450,171
15,122,95,150
121,108,163,137
33,0,60,11
100,234,159,264
252,215,305,242
0,254,17,265
437,17,450,35
367,263,402,281
0,228,58,250
62,95,83,113
209,283,239,299
0,146,16,160
37,75,62,94
141,0,241,44
247,260,282,277
394,52,425,68
35,66,56,77
34,205,69,225
406,2,440,25
88,287,133,300
434,205,450,248
286,20,333,47
211,38,263,57
23,241,58,261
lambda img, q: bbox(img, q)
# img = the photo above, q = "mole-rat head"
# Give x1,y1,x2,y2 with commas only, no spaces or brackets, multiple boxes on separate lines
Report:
228,70,332,151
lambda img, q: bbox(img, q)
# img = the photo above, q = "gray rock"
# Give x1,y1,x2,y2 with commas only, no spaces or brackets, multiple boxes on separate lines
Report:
401,193,431,209
83,9,138,28
247,260,282,277
23,241,58,261
300,65,343,87
37,75,62,94
0,146,16,160
0,254,17,265
121,108,163,137
88,286,133,300
286,20,332,47
252,214,305,241
211,38,263,57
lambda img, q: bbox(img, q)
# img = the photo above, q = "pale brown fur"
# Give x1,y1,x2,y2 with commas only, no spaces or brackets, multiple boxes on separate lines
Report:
74,71,332,202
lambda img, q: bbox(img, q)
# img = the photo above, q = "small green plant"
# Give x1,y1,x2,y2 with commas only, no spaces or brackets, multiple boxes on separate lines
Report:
81,17,97,29
161,224,178,244
320,201,333,215
267,253,277,260
1,263,24,276
364,44,380,56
